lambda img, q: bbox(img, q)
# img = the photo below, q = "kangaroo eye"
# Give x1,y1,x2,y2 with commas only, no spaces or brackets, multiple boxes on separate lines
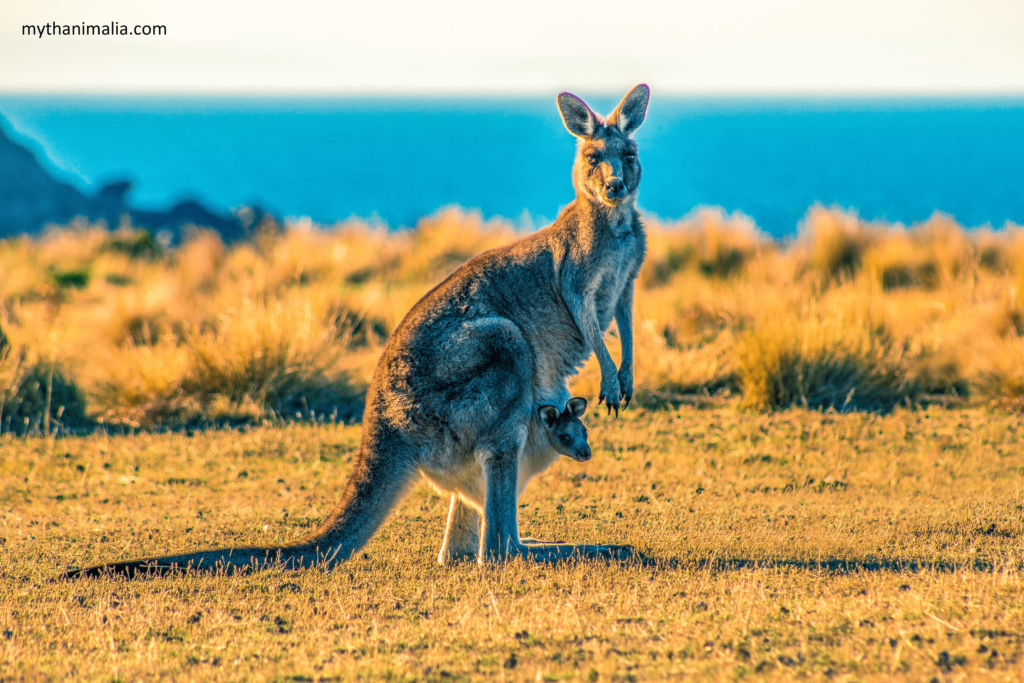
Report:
625,152,636,161
586,155,599,165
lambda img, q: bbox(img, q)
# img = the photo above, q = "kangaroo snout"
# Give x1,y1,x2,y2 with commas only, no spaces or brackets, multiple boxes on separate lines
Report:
602,177,626,204
571,446,593,462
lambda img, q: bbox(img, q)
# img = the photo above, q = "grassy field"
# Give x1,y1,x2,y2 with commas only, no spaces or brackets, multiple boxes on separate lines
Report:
3,206,1024,680
3,405,1023,681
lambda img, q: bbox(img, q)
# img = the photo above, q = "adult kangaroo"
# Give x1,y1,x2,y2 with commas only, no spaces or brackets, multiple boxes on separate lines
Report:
67,84,650,577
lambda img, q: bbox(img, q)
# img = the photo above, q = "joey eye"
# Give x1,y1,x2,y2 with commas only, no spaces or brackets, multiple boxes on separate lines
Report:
586,155,599,165
625,152,636,162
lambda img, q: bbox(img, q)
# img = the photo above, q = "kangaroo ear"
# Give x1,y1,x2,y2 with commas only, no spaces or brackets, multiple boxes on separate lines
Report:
566,397,587,418
557,92,599,139
607,84,649,136
538,405,560,429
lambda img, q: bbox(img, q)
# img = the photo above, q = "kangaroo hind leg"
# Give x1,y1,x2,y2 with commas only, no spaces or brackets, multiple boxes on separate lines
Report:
479,421,531,563
438,495,480,564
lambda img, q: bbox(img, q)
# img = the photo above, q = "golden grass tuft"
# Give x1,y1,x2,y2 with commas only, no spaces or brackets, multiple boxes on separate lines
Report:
797,204,876,282
737,301,917,412
0,308,86,433
174,228,225,292
969,331,1024,409
641,207,766,287
83,339,197,428
397,207,516,282
184,295,356,420
862,213,974,291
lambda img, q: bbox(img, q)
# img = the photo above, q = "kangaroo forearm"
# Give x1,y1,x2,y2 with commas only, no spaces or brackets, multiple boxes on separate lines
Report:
614,283,635,371
565,289,617,374
615,308,634,371
591,334,617,374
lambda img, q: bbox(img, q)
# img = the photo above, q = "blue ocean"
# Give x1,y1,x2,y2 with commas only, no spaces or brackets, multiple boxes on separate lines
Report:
1,95,1022,237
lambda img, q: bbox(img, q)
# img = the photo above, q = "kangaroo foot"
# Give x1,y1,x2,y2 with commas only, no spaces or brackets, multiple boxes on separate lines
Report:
438,548,478,565
520,537,565,545
480,542,638,564
561,543,637,562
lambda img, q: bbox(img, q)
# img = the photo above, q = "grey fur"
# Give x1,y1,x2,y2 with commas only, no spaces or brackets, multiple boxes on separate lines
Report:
65,85,649,578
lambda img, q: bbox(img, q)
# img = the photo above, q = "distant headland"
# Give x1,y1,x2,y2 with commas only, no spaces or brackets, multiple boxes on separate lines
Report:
0,118,271,242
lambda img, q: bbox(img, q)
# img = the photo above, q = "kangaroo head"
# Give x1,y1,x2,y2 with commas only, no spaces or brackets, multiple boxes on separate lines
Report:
557,84,649,210
538,397,591,462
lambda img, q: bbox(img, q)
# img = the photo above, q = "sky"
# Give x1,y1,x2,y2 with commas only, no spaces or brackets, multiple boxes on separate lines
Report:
2,0,1023,95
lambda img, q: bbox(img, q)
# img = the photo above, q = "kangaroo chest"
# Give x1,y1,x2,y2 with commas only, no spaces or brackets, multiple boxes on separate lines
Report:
587,231,639,331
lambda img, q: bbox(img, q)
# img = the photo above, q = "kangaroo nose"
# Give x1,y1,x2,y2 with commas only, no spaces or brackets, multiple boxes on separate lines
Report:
605,178,624,195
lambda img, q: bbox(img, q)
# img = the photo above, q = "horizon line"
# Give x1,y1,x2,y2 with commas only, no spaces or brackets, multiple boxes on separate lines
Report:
4,88,1024,99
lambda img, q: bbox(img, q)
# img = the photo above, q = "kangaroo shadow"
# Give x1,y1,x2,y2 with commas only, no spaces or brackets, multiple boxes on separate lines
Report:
62,552,1011,581
633,555,1012,574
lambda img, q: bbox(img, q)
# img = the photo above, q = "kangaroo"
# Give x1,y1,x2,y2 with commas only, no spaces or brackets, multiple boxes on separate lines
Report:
539,397,591,463
437,397,592,564
66,84,649,578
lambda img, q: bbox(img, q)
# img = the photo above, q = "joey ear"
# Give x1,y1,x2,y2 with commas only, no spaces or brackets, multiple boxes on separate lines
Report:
538,405,560,429
607,84,649,136
566,397,587,418
557,92,599,138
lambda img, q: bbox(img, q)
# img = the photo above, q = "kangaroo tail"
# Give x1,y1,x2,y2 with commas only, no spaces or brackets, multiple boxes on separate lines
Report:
63,546,299,578
65,419,419,579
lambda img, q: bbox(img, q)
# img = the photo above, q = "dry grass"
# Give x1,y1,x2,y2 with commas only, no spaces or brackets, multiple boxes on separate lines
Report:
972,333,1024,410
184,295,354,421
640,207,768,287
3,406,1024,681
6,206,1024,681
736,300,917,412
3,206,1024,430
0,308,87,434
796,205,876,283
